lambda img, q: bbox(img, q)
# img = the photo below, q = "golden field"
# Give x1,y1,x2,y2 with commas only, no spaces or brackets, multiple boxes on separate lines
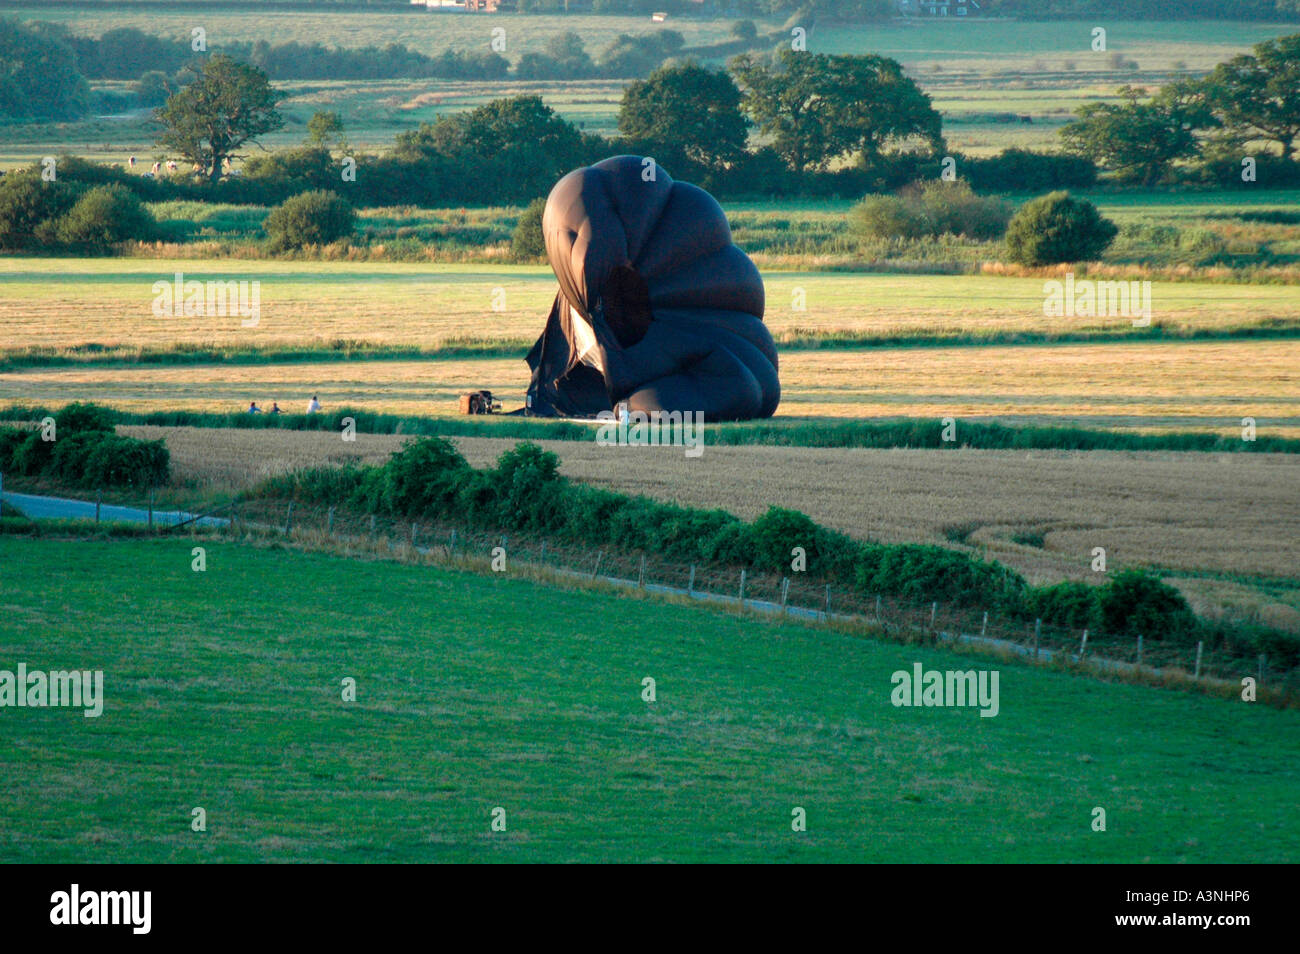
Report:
118,425,1300,630
2,260,1298,353
9,338,1297,436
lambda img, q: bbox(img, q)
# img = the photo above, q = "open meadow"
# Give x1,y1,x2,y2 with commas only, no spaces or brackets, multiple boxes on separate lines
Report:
1,535,1295,863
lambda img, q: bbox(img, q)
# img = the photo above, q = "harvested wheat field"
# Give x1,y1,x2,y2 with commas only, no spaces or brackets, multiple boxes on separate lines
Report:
123,425,1300,628
14,337,1300,436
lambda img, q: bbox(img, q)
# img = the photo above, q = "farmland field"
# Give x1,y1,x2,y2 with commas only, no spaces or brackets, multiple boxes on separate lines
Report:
1,535,1295,863
7,338,1296,436
108,424,1300,631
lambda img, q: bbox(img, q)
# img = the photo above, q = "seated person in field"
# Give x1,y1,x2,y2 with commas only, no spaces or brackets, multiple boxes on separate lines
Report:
306,395,321,414
248,402,262,414
269,402,283,415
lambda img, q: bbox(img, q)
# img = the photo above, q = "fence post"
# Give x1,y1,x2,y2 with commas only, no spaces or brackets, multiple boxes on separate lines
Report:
1079,628,1089,658
824,585,831,620
591,551,603,580
980,611,988,639
1195,641,1203,679
0,471,3,519
930,601,937,629
449,528,457,553
410,522,418,547
1033,618,1041,660
875,595,882,619
327,506,335,535
148,488,154,530
284,501,294,535
96,490,102,524
780,577,790,613
539,540,546,563
1136,633,1144,666
688,564,695,597
369,514,376,539
738,569,746,603
638,555,645,589
1258,653,1266,685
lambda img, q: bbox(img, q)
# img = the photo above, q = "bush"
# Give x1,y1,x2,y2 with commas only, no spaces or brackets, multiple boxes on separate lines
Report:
1004,191,1118,265
49,432,104,484
850,181,1012,241
11,432,54,476
855,543,1027,612
51,184,157,251
375,437,472,517
510,197,547,261
80,434,169,488
0,172,77,251
1099,569,1195,641
0,427,29,472
750,506,822,573
1027,580,1103,631
962,149,1098,192
263,190,356,252
54,402,116,435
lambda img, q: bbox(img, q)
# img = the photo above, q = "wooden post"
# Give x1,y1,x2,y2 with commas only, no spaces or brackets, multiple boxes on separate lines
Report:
780,577,789,613
824,585,831,620
411,522,418,547
450,528,457,552
327,506,335,535
738,569,746,603
148,488,154,530
96,490,102,524
1195,641,1204,679
1033,618,1041,659
369,514,376,538
688,564,695,597
540,540,546,563
591,551,603,580
875,595,882,619
1136,634,1144,666
1079,629,1089,658
929,601,937,628
284,501,294,535
1258,653,1266,684
980,611,988,638
0,471,3,519
638,555,645,589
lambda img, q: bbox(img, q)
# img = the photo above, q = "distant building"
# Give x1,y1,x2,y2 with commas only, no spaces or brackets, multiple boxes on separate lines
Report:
411,0,501,10
651,11,668,21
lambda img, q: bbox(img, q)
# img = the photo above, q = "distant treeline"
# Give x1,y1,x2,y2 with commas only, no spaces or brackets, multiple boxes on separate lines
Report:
63,25,688,82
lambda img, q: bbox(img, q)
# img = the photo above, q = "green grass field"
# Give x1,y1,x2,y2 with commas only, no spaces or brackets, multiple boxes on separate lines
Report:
0,534,1296,862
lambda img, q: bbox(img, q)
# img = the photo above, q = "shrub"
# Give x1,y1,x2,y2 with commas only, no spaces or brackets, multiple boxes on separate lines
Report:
49,432,105,484
80,434,169,488
1027,580,1103,631
962,149,1098,192
263,190,356,252
510,197,547,261
850,181,1012,241
0,172,77,251
489,441,562,531
11,432,54,476
1004,191,1118,265
51,184,157,251
0,427,29,471
855,543,1027,612
376,437,473,517
1099,569,1195,641
750,506,822,573
54,402,116,435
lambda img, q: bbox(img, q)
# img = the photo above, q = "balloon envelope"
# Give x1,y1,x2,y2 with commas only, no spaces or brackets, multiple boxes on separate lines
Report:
524,156,780,421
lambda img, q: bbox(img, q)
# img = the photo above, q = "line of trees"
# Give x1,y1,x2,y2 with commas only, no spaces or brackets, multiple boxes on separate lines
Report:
1059,34,1300,185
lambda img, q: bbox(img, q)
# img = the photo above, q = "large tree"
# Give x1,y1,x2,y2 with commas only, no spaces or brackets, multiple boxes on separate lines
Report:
0,19,90,121
155,54,284,183
1202,33,1300,159
618,62,750,169
1060,83,1216,185
730,50,941,173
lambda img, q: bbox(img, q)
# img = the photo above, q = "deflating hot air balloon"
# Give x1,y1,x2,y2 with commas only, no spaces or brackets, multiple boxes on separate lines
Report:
523,156,780,421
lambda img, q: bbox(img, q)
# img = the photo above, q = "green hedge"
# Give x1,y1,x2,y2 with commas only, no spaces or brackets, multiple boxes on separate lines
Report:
0,408,168,489
254,436,1289,659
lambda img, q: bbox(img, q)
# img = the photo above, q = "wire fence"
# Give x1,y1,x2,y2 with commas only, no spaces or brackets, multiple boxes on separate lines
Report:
213,495,1296,698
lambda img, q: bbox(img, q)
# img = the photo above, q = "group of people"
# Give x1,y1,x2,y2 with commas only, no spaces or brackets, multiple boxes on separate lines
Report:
248,395,322,415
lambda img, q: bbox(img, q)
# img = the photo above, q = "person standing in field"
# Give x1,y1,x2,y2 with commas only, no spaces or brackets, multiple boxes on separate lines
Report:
269,402,283,415
248,401,262,414
306,395,321,414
